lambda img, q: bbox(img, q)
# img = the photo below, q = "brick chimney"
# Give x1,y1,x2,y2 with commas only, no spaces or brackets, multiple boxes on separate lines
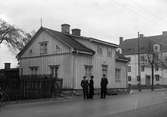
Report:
61,24,70,34
72,28,81,36
119,37,123,45
4,63,11,69
139,34,144,38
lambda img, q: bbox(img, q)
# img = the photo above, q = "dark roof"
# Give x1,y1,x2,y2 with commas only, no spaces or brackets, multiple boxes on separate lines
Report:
120,35,167,55
67,34,118,48
115,51,129,62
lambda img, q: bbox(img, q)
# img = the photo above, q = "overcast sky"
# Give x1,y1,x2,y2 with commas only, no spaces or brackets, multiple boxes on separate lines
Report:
1,0,167,68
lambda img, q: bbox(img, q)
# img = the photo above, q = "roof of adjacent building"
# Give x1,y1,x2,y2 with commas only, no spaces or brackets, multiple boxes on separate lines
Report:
120,34,167,55
115,51,129,62
17,27,118,59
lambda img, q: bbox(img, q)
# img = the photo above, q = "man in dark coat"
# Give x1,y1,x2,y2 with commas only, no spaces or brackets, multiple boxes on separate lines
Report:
81,76,89,99
89,75,94,99
100,74,108,99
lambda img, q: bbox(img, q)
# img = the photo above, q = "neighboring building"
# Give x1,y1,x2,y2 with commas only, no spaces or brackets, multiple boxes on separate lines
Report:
17,24,129,90
120,32,167,86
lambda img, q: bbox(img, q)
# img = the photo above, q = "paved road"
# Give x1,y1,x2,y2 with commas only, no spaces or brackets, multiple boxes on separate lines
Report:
1,89,167,117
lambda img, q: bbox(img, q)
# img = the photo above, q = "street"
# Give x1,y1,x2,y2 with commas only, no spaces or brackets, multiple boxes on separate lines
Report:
1,89,167,117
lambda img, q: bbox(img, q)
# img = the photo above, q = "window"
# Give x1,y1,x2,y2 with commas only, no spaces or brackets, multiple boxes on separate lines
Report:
115,68,121,82
128,76,131,81
49,65,59,78
40,41,48,55
155,66,159,71
97,45,103,55
107,48,112,57
137,75,140,81
140,55,145,62
102,65,108,76
29,66,38,75
85,65,93,78
153,44,160,52
155,74,160,81
128,66,131,72
141,65,145,72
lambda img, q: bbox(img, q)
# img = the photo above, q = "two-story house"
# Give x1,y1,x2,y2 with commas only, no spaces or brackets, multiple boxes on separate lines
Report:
120,32,167,86
17,24,129,90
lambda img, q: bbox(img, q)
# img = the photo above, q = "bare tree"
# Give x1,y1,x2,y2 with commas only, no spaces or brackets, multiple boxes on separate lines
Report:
0,19,31,51
146,41,166,91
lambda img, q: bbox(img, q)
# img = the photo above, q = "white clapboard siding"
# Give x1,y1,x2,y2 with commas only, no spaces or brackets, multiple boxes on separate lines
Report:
114,62,128,88
20,31,74,88
20,54,74,88
74,38,121,89
22,31,70,58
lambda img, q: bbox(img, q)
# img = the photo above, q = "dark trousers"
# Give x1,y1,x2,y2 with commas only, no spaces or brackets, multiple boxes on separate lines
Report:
83,89,88,99
89,89,94,99
101,87,107,98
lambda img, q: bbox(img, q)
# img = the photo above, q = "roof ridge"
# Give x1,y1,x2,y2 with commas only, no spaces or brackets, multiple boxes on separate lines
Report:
43,27,118,47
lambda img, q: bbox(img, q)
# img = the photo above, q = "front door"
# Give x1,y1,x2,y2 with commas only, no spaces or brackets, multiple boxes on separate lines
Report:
145,75,151,86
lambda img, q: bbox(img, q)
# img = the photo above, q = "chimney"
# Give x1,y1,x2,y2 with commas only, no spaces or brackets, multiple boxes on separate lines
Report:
4,63,11,69
162,31,167,37
72,28,81,36
61,24,70,34
119,37,123,45
139,34,144,38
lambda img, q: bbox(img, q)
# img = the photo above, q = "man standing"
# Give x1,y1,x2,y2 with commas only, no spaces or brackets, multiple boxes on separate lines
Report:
89,75,94,99
81,76,89,99
100,74,108,99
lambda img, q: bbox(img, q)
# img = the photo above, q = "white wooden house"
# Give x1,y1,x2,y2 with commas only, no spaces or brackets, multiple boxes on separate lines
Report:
17,24,129,90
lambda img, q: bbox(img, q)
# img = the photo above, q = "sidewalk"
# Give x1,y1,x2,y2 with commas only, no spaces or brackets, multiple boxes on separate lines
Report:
2,88,167,109
131,88,167,94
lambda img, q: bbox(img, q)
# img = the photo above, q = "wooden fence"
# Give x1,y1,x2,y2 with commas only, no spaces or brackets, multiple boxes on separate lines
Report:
0,75,63,101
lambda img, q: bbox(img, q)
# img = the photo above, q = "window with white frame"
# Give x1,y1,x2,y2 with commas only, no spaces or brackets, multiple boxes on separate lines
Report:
155,74,160,81
128,76,131,81
49,65,59,78
40,41,48,55
153,44,160,52
29,66,38,75
102,65,108,76
115,68,121,82
128,66,131,72
85,65,93,78
141,65,145,72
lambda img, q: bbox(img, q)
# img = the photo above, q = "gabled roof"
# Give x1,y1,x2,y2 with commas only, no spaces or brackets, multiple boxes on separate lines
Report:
17,27,95,59
120,35,167,55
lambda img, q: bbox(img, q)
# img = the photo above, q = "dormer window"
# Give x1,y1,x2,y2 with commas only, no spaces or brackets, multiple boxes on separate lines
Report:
97,45,103,55
153,44,160,53
40,41,48,55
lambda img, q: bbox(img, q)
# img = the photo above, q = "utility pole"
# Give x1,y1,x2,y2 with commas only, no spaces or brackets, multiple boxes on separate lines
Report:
151,53,154,91
138,32,141,92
